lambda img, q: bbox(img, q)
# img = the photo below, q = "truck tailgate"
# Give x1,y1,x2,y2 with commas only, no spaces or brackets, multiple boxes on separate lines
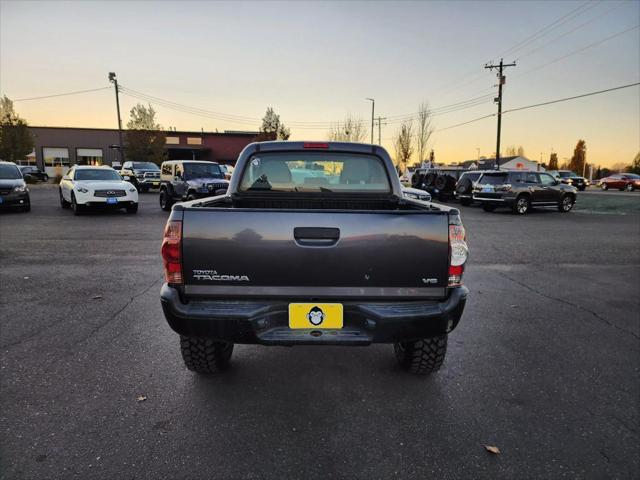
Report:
181,209,449,299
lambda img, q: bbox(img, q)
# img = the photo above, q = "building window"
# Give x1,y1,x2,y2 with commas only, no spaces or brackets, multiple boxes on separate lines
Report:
166,136,180,145
43,147,70,167
76,148,103,166
187,137,202,145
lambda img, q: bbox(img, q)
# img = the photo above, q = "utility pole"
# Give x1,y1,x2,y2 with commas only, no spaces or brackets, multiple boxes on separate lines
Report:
108,72,125,164
366,98,375,144
485,58,516,170
375,116,387,145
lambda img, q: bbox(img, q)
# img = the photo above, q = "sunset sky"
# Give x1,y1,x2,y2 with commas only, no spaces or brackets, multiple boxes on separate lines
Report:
1,0,639,167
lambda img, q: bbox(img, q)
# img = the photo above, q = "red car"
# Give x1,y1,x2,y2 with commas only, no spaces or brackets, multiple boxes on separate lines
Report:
599,173,640,191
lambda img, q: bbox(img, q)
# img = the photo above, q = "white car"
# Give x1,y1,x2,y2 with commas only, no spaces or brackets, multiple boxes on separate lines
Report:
59,165,139,215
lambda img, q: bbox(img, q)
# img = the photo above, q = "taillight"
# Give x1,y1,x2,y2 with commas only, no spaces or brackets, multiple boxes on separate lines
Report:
448,223,468,286
161,220,182,284
303,142,329,149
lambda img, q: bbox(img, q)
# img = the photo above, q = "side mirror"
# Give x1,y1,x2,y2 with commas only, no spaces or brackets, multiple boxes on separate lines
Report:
122,175,131,181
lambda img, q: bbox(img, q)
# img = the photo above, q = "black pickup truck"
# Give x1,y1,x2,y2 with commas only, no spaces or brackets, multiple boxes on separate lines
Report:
160,142,469,375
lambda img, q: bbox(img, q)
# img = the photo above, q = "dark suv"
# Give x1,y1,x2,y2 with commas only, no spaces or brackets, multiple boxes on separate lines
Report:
159,160,229,211
547,170,590,191
412,168,462,201
454,170,489,206
473,170,577,214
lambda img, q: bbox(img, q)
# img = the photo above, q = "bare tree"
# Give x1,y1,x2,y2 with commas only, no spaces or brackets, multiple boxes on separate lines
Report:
393,120,414,173
327,114,367,142
415,102,434,166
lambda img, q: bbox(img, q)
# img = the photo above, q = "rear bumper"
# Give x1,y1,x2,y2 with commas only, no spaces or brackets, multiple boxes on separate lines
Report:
160,284,468,345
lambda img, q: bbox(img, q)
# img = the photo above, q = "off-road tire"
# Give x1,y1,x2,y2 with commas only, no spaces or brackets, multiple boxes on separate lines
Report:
159,190,173,211
394,335,448,375
180,336,234,373
456,177,473,196
424,172,437,187
482,204,496,212
434,175,447,190
186,193,197,202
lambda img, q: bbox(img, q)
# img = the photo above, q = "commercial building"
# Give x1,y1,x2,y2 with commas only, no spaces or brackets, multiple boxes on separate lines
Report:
24,126,258,177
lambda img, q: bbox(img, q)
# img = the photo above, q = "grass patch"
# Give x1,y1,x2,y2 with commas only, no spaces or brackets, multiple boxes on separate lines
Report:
576,194,640,214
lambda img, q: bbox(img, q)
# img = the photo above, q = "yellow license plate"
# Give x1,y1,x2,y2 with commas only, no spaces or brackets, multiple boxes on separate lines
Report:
288,303,343,329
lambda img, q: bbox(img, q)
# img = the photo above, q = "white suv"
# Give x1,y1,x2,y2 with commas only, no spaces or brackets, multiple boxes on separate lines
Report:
59,166,139,215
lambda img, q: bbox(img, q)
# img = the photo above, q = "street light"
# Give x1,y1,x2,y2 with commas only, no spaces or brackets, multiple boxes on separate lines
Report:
365,98,375,145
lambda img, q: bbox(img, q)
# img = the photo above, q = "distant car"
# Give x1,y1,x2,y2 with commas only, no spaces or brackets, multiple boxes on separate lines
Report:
0,161,30,212
159,160,229,211
59,165,139,215
547,170,590,191
120,161,161,192
599,173,640,191
454,170,489,206
18,166,49,182
473,170,577,215
219,164,235,180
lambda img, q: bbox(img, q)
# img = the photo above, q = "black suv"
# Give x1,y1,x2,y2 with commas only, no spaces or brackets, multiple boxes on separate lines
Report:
120,161,161,192
547,170,590,191
411,168,462,201
473,170,577,214
18,166,49,182
159,160,229,211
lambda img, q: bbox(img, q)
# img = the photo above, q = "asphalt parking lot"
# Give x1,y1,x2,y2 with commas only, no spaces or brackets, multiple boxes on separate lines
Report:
1,186,639,479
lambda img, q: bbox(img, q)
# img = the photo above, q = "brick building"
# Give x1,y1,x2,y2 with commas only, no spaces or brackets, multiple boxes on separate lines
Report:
24,126,258,177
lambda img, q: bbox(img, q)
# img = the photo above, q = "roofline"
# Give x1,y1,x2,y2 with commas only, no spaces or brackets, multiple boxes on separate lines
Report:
27,126,258,137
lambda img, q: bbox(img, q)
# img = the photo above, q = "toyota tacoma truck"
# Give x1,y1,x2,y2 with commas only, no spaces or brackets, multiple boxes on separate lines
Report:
160,141,469,375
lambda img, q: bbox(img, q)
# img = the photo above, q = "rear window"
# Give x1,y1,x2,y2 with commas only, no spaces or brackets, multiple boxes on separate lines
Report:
479,173,509,185
238,152,390,193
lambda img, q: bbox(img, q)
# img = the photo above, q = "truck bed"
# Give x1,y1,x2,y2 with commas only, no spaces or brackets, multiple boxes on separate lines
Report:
174,193,450,300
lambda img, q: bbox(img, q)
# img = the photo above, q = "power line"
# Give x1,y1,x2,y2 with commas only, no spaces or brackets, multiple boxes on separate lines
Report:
440,1,597,95
502,82,640,114
514,1,627,61
434,82,639,133
12,87,110,102
493,1,599,60
120,85,495,129
517,23,639,77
